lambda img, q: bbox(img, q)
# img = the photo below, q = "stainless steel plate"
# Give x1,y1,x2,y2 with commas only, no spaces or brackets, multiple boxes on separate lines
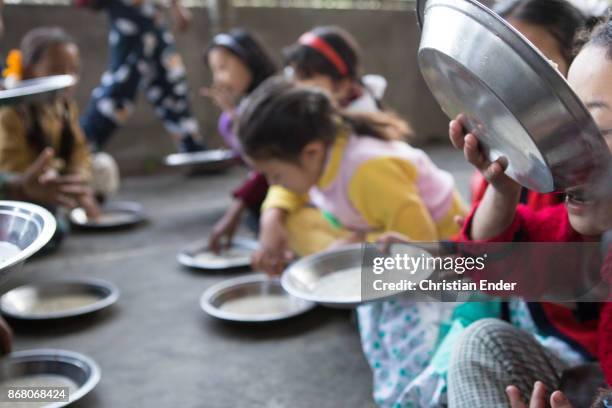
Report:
417,0,611,193
0,349,100,407
0,75,76,106
178,237,259,270
164,149,238,173
201,274,315,322
282,244,434,308
69,201,145,229
0,201,56,282
0,278,119,320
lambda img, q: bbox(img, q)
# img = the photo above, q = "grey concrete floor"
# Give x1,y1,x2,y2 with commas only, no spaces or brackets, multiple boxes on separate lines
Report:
6,145,472,408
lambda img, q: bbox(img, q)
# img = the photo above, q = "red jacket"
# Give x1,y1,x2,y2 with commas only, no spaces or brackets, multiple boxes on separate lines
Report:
460,203,612,385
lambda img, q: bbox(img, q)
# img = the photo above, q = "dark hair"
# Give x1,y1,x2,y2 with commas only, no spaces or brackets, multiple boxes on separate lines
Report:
236,77,410,161
494,0,586,64
20,27,77,166
20,26,75,68
586,16,612,59
204,28,277,94
284,26,360,81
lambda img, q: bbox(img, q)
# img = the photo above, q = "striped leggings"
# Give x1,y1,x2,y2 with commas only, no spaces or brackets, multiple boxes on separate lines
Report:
448,318,605,407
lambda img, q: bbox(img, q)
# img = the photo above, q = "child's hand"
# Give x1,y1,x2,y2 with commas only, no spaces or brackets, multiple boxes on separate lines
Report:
208,200,245,254
449,115,522,240
78,190,101,221
506,382,574,408
253,208,295,276
12,148,89,207
200,85,238,113
449,115,520,196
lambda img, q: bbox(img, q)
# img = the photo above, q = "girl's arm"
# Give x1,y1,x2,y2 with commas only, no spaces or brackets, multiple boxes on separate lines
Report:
449,116,522,240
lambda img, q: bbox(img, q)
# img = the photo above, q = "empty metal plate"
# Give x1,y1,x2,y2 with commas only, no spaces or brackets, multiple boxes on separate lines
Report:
0,349,100,407
282,244,434,308
0,201,56,283
0,75,76,106
69,201,145,229
178,237,259,270
0,278,119,320
417,0,611,193
201,274,315,322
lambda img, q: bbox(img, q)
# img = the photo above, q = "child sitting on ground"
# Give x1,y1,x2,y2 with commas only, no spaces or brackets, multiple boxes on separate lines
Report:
0,27,112,245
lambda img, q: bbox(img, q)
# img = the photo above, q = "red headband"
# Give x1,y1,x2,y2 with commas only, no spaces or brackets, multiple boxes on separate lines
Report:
298,32,349,77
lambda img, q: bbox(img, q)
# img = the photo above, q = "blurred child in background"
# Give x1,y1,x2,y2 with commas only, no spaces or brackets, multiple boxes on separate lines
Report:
0,27,117,247
202,29,277,252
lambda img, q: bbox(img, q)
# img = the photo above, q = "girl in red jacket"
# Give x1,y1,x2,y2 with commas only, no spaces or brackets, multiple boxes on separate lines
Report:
446,18,612,408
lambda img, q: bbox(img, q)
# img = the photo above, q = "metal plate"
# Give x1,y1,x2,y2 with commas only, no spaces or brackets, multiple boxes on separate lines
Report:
0,349,100,407
69,201,145,229
417,0,611,193
178,237,259,270
164,149,238,173
200,273,315,322
0,75,76,106
0,278,119,320
282,244,433,309
0,201,56,283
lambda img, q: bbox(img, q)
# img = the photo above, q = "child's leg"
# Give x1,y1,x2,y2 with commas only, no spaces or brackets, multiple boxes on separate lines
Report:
448,318,566,407
145,27,203,152
285,207,352,256
357,299,456,407
80,12,142,150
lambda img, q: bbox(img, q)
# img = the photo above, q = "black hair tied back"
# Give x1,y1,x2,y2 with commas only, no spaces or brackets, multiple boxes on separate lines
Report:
235,76,412,161
494,0,586,64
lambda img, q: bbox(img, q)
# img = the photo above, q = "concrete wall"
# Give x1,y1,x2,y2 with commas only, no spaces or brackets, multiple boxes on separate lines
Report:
2,3,450,174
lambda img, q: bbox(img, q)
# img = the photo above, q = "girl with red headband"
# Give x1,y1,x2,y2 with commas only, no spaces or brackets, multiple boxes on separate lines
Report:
255,26,419,271
284,25,387,113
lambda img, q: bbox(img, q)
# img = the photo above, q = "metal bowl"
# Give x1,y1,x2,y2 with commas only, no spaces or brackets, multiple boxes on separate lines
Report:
0,201,56,283
417,0,611,193
201,274,315,323
282,244,434,309
69,201,145,230
0,278,119,320
178,237,259,271
164,149,238,174
0,349,100,407
0,75,77,106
